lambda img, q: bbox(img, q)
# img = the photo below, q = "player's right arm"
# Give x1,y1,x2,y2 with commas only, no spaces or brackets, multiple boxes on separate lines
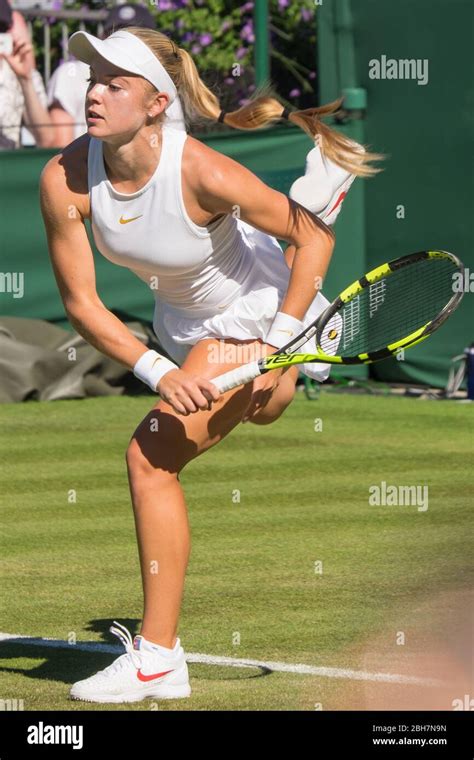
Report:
39,155,219,413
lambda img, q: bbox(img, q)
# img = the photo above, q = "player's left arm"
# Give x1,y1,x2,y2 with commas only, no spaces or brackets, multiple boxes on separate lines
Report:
196,148,335,322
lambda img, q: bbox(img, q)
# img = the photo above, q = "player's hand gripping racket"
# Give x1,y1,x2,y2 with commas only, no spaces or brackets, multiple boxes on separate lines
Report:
212,250,465,393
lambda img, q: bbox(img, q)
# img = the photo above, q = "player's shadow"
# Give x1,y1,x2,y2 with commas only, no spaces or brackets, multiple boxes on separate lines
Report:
0,618,141,685
0,618,271,685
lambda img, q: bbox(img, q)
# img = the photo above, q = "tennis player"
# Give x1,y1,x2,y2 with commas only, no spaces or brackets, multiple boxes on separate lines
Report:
39,27,382,703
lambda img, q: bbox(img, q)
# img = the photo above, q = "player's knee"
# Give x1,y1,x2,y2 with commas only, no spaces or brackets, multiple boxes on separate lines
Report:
125,411,196,478
125,436,154,478
125,435,181,481
274,376,297,411
249,382,296,425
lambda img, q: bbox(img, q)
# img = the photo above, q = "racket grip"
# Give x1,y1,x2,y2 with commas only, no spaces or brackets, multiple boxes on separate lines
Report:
211,359,261,393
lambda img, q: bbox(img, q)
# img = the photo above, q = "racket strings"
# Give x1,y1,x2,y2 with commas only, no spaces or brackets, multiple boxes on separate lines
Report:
319,258,458,357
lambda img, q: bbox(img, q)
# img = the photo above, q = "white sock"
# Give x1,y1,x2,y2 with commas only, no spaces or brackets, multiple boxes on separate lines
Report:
142,637,178,657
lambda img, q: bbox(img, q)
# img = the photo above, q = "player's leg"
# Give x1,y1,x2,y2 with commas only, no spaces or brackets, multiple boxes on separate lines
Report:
248,364,299,425
126,336,287,648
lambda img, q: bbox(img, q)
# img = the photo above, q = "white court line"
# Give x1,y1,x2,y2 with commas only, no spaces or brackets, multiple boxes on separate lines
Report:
0,631,440,686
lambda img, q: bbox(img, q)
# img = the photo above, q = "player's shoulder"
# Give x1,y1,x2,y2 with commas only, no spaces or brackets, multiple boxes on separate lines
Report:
40,132,90,186
182,133,252,195
40,133,91,218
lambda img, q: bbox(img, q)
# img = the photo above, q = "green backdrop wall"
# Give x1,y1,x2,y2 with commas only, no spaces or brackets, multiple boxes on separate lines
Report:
319,0,473,385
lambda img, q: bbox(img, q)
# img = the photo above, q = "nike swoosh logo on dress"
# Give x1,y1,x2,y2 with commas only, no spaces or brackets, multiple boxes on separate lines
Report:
119,215,143,224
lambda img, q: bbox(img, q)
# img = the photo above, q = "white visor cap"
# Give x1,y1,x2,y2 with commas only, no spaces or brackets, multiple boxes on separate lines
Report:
68,29,186,131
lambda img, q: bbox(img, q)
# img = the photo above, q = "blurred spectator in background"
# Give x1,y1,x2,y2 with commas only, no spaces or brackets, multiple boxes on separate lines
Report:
47,3,186,148
0,0,53,149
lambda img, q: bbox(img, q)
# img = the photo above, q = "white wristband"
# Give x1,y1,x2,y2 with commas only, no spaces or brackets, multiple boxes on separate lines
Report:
265,311,304,350
133,349,179,392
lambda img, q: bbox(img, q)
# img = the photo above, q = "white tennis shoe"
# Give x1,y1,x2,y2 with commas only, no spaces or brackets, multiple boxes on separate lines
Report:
289,139,362,226
70,621,191,703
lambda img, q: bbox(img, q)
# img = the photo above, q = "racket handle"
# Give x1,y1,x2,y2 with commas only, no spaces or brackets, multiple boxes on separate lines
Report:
212,359,262,393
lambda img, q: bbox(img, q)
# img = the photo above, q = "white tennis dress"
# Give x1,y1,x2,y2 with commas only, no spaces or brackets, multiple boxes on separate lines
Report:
87,126,345,382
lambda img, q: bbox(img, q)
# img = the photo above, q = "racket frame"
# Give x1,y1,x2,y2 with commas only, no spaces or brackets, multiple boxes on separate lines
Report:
212,250,465,391
276,249,465,366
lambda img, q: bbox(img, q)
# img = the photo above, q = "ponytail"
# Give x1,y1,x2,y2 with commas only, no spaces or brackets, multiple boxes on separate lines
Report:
126,27,385,178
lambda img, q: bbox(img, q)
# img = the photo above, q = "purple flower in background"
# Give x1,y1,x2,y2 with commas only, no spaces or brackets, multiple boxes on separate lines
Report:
301,8,314,22
289,88,301,98
248,84,255,91
278,0,289,9
158,0,174,9
51,0,63,9
221,20,232,32
191,44,202,54
309,71,316,80
240,23,254,43
239,98,251,106
224,77,235,85
236,47,248,59
182,32,194,42
199,33,213,46
240,1,254,11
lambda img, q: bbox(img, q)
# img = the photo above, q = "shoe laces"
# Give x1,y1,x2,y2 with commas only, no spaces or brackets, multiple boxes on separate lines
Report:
99,621,142,677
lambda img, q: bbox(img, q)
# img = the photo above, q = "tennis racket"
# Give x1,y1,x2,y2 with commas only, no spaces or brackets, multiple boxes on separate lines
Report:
212,250,465,393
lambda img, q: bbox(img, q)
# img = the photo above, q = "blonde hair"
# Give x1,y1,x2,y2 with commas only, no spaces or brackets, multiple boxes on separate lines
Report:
122,26,384,178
